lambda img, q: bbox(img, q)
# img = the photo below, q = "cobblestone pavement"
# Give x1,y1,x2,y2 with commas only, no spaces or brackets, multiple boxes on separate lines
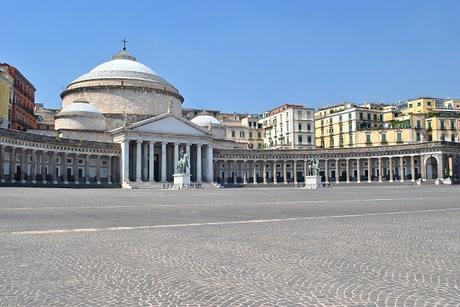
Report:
0,185,459,306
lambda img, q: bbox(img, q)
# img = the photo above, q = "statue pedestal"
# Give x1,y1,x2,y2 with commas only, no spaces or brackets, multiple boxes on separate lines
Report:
173,173,191,186
305,175,322,189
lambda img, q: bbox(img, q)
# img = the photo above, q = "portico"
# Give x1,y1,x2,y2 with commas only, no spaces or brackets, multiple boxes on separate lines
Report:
111,112,213,188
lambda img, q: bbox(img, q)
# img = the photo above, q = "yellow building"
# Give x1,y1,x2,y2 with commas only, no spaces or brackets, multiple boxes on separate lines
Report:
316,97,460,148
315,103,386,148
0,65,13,129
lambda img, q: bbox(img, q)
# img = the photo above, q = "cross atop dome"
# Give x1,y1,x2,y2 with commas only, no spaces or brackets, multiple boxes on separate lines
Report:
122,38,128,51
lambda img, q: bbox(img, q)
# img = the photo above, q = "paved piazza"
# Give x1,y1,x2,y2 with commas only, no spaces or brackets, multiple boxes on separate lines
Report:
0,186,459,306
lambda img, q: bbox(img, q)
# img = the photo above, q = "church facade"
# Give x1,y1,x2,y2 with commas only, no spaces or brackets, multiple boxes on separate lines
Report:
0,48,459,187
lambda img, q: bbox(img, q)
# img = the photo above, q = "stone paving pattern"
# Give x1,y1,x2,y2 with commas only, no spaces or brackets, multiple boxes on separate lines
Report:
0,186,459,306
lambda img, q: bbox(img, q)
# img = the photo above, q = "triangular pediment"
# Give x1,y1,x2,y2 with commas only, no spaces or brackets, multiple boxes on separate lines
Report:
115,113,210,136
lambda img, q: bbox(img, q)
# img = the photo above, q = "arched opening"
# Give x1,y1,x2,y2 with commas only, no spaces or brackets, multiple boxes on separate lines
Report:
425,156,438,179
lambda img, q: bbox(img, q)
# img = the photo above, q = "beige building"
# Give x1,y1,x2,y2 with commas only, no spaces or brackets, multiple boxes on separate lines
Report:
0,65,13,129
260,104,315,149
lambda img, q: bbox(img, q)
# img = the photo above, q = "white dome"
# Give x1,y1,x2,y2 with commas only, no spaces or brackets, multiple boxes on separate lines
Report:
55,101,106,131
60,101,102,114
69,50,176,89
191,114,221,126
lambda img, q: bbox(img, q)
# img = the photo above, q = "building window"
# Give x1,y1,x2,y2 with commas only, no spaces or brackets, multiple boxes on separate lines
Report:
307,136,312,144
380,115,383,121
451,134,456,142
339,115,342,121
373,114,377,121
297,110,302,117
397,132,402,142
440,120,445,130
231,130,235,138
427,101,432,106
416,133,421,141
298,123,302,131
258,132,261,138
307,124,311,131
348,123,352,132
381,133,387,143
249,131,253,138
427,121,432,129
240,131,245,138
417,102,421,107
450,120,455,130
298,135,303,144
366,134,371,144
441,134,445,141
416,120,421,128
348,113,352,119
367,113,371,121
408,103,413,108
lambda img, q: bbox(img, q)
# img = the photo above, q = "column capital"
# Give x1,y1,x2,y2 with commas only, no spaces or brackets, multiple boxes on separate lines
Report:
136,140,143,144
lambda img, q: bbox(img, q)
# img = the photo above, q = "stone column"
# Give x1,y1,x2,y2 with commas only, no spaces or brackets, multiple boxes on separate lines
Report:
121,140,130,184
324,159,329,183
389,157,393,182
73,153,78,184
51,151,57,184
96,155,101,184
233,161,238,184
20,148,26,183
263,161,267,184
399,156,404,182
161,142,167,182
367,158,372,183
411,155,416,181
10,147,16,183
185,143,191,175
356,158,361,183
136,140,142,182
0,145,4,183
107,156,112,184
293,160,298,184
207,145,213,182
31,150,36,183
242,161,247,184
335,159,340,183
437,154,444,179
273,161,277,184
142,142,149,180
173,142,179,174
253,161,257,184
42,151,48,184
63,152,68,184
346,159,350,183
196,144,202,182
378,157,382,182
421,155,427,180
0,145,3,183
149,141,155,181
85,155,90,184
224,161,229,184
283,160,288,184
304,160,308,183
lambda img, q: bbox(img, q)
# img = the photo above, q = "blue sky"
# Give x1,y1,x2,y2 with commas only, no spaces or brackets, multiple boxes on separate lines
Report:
2,0,459,113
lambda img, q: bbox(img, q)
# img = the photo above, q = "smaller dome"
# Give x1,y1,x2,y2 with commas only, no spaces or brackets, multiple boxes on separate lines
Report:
55,101,106,131
60,101,102,114
191,114,221,127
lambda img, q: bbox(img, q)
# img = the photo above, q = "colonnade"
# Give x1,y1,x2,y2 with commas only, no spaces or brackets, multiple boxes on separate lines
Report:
120,139,213,184
0,144,118,185
215,153,454,184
